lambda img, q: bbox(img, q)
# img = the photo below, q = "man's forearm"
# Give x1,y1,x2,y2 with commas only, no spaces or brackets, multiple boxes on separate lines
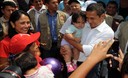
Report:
69,56,98,78
64,36,83,52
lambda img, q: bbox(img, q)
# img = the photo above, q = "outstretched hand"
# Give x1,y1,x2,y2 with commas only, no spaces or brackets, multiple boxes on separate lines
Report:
69,39,114,78
113,49,124,71
89,39,114,62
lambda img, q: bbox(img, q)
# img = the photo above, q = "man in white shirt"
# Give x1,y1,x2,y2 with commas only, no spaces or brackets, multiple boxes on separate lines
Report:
59,0,82,73
63,3,114,78
27,0,46,32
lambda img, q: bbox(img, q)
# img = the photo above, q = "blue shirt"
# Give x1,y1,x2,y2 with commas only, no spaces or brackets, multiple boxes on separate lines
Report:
46,11,58,42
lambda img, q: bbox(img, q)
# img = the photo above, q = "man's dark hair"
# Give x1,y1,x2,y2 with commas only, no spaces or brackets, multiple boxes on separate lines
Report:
107,1,118,9
86,3,105,16
44,0,51,4
68,0,80,5
31,0,43,3
97,1,106,9
1,1,17,9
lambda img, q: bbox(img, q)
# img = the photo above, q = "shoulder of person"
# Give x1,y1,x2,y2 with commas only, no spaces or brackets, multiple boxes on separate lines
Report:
119,21,128,29
57,10,68,21
27,8,35,14
38,10,47,18
57,10,67,16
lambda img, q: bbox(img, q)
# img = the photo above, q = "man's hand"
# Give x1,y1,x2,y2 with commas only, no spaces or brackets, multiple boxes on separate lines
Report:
113,49,124,71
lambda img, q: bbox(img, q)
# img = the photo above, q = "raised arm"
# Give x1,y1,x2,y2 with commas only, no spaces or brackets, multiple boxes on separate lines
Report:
69,39,114,78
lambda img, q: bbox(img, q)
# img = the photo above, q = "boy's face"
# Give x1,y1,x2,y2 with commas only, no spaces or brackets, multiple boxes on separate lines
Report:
70,2,81,14
2,6,16,19
73,16,85,29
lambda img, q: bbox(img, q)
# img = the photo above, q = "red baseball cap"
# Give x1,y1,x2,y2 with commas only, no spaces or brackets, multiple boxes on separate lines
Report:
9,32,40,54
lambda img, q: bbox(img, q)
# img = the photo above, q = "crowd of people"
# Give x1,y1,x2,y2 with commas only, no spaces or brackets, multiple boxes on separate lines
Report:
0,0,128,78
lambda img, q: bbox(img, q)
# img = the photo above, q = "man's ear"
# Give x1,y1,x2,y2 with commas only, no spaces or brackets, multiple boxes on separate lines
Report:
101,13,106,18
10,22,15,28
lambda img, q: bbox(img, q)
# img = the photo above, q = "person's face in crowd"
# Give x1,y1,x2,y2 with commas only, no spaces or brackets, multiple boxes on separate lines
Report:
2,6,16,19
106,3,117,16
73,16,85,29
70,2,81,14
86,11,105,28
28,42,40,56
63,0,69,7
13,14,31,34
32,0,44,10
46,0,58,12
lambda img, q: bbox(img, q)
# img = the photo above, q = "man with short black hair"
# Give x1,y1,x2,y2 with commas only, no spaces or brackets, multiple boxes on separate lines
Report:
64,3,114,78
38,0,67,56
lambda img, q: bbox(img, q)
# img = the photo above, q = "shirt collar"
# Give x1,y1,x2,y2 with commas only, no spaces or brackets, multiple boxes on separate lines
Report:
33,5,46,13
95,20,106,32
0,16,8,23
86,20,106,32
46,10,58,16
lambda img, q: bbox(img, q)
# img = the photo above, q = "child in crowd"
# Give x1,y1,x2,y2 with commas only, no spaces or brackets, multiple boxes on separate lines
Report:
9,32,42,67
0,0,17,40
14,52,54,78
10,33,69,78
61,12,86,72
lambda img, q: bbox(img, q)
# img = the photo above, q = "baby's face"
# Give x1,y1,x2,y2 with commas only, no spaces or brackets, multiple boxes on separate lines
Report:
73,16,86,29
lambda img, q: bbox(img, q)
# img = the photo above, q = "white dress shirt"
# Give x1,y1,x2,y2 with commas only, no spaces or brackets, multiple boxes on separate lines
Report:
78,21,114,62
